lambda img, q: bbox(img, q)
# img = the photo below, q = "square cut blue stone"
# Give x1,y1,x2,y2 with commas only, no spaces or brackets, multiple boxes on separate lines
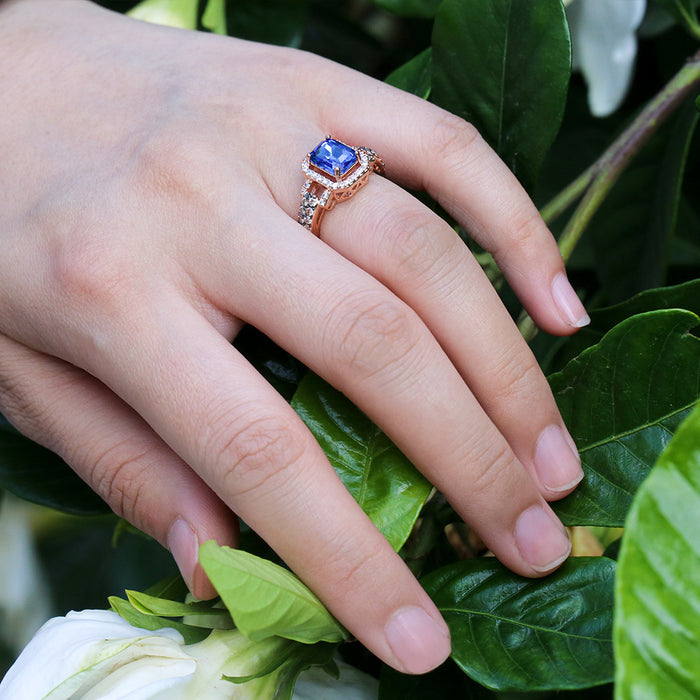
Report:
309,138,358,177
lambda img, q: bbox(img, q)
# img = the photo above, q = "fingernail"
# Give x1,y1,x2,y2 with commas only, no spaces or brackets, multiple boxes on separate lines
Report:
534,424,584,493
385,606,451,674
515,505,571,573
552,273,590,328
167,519,199,591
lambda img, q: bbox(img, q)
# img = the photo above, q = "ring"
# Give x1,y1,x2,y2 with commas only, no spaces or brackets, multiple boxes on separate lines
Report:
298,136,385,236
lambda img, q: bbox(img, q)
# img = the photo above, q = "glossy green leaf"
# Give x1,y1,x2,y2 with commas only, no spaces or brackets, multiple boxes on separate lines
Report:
615,401,700,698
422,558,615,691
371,0,441,18
0,417,108,516
432,0,571,190
549,279,700,371
587,279,700,338
199,541,346,644
551,310,700,526
291,373,432,551
591,98,699,303
385,48,432,99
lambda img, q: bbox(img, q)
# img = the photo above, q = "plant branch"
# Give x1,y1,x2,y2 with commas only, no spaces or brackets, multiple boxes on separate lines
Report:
553,48,700,265
517,49,700,342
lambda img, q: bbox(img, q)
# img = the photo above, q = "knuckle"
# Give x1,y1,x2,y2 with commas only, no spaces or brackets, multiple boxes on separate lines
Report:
87,441,151,523
379,208,460,285
468,439,513,498
323,292,421,378
49,232,132,312
427,113,483,165
318,534,386,595
492,206,544,265
213,412,307,498
489,347,543,403
133,127,227,216
0,355,76,453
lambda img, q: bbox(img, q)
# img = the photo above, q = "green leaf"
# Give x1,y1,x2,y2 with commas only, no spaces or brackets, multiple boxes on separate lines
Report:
109,595,209,644
291,373,432,551
549,279,700,371
0,417,109,516
590,98,699,303
144,573,189,601
221,637,298,684
268,642,338,700
551,310,700,526
125,589,230,618
615,401,700,698
202,0,226,34
431,0,571,190
385,48,432,100
649,0,700,39
199,541,346,644
370,0,442,18
586,279,700,340
422,558,615,692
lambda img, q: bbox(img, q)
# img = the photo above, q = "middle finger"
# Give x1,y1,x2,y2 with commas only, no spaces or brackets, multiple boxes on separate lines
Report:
318,177,583,500
199,200,572,578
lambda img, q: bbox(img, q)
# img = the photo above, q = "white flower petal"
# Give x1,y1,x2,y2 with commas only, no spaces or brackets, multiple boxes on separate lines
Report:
81,657,194,700
0,610,190,700
568,0,647,116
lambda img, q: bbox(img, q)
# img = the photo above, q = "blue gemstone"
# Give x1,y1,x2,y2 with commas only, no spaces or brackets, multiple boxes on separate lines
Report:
309,139,358,177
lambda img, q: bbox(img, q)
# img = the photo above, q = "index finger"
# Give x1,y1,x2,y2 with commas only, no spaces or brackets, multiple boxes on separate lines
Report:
313,68,590,335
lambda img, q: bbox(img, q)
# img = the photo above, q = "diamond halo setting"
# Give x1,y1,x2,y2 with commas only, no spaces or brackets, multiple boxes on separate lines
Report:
298,136,385,235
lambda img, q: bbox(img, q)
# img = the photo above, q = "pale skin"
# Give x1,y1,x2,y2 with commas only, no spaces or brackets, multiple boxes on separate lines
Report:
0,0,590,675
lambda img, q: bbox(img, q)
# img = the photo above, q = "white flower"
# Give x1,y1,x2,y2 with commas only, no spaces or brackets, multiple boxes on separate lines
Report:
0,610,379,700
0,497,53,654
565,0,647,117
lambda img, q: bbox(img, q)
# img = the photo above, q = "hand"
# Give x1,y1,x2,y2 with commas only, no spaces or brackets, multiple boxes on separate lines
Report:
0,0,588,674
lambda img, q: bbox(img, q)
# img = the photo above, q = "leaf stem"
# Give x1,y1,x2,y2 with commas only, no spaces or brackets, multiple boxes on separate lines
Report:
551,48,700,265
539,163,596,225
517,49,700,342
